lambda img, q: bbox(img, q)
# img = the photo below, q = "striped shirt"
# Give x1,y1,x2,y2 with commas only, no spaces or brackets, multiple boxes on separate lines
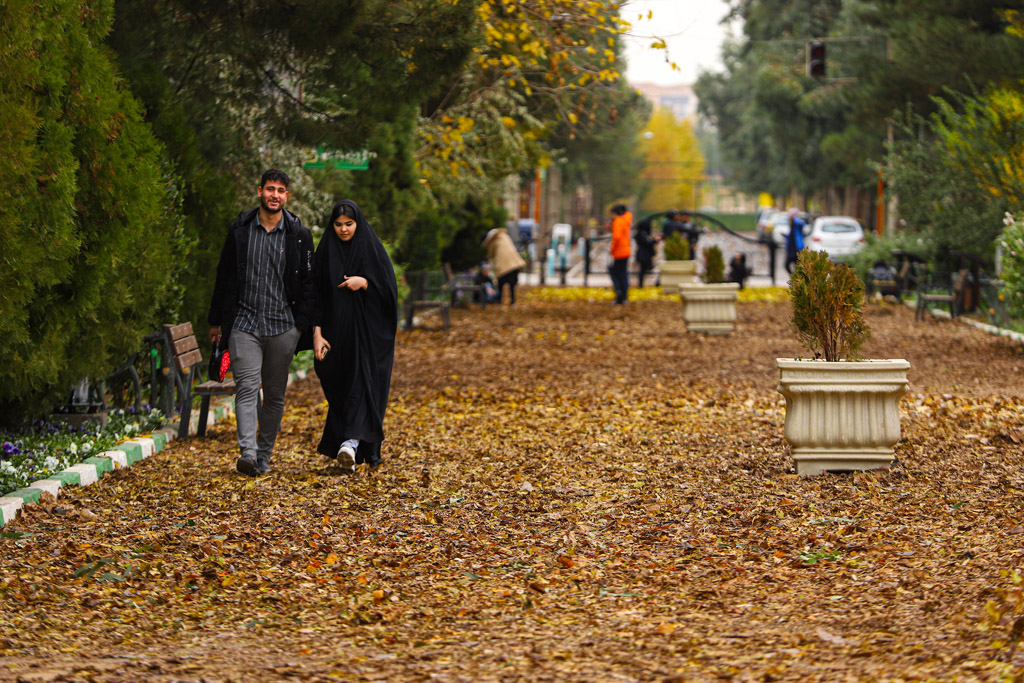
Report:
232,213,295,337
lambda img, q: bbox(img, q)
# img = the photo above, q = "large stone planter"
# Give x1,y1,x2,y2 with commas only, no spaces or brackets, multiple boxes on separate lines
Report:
679,282,740,334
659,259,697,294
776,359,910,476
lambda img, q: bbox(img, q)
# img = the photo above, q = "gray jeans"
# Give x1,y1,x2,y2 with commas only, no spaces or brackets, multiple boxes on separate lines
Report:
228,327,301,463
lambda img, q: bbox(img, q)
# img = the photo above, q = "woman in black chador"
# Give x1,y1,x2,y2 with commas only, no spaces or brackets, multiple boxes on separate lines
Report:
312,200,398,473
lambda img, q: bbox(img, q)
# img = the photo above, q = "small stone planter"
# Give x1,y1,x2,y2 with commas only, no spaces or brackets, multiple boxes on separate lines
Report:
679,282,739,335
659,259,697,294
776,359,910,476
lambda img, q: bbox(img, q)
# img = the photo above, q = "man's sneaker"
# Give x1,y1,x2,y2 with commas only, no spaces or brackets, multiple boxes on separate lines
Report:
337,445,356,474
255,459,271,475
236,456,258,477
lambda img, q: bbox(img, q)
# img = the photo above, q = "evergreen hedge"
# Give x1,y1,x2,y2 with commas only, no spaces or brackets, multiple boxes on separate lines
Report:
0,0,186,423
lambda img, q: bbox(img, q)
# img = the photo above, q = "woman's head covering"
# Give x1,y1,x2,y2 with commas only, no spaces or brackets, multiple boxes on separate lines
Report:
317,199,398,329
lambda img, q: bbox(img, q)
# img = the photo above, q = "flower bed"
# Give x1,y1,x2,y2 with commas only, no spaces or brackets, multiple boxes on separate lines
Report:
0,408,166,497
522,285,791,304
524,287,676,303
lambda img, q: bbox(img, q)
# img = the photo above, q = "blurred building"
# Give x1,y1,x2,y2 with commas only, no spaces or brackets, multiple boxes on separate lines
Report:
632,82,698,121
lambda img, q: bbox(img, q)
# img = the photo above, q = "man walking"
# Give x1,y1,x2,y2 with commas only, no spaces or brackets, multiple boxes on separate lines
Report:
609,204,632,305
208,170,314,476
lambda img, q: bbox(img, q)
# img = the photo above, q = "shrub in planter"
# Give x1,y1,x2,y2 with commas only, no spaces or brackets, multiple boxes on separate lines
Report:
660,234,696,294
703,245,725,284
679,244,738,334
777,250,909,475
789,250,869,360
663,233,691,261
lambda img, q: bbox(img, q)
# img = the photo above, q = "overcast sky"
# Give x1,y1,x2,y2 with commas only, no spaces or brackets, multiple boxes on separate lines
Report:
621,0,738,86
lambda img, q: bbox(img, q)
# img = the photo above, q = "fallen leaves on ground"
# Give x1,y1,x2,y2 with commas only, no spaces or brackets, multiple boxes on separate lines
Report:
2,295,1024,682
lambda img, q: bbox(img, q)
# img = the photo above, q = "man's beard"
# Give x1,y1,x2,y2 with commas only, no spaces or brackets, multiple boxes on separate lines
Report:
261,197,283,214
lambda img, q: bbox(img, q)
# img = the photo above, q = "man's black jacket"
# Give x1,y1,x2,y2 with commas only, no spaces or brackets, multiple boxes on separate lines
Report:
207,208,315,351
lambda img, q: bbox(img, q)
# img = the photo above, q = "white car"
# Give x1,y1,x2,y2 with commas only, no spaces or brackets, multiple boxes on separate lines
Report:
806,216,866,257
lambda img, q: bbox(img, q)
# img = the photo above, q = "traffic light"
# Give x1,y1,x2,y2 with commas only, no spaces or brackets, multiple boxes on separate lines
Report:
807,40,826,78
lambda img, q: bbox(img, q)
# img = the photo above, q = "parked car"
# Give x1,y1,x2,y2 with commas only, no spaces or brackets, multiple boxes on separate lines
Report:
806,216,866,257
758,210,810,246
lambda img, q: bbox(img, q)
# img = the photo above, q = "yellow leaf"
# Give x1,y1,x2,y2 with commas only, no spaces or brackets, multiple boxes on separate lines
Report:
656,622,677,635
326,552,339,565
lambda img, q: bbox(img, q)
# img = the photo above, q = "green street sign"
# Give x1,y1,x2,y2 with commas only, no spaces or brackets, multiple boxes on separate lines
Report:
303,147,375,171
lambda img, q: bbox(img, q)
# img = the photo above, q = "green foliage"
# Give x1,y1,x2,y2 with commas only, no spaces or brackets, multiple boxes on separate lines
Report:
399,208,460,271
697,0,1024,201
1000,212,1024,319
107,0,477,334
555,83,651,219
703,213,759,233
789,250,869,361
440,201,509,271
0,0,182,423
885,90,1024,260
840,230,936,284
703,246,726,284
799,547,841,565
663,234,691,261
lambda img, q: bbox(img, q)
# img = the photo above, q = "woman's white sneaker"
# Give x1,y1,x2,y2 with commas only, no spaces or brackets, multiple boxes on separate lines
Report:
337,445,356,474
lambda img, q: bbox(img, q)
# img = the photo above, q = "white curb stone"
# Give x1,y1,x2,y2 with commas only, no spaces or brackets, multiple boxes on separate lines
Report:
100,450,128,469
1,496,24,523
29,479,62,498
156,427,176,444
127,437,155,459
65,463,99,487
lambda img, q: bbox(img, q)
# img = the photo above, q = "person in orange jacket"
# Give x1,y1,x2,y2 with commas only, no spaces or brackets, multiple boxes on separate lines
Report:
609,204,632,305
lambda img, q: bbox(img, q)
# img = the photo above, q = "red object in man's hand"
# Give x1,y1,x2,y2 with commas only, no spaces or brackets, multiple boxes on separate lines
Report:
220,351,231,382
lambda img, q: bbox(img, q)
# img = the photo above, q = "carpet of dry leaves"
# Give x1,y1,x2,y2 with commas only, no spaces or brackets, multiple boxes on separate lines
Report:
3,294,1024,683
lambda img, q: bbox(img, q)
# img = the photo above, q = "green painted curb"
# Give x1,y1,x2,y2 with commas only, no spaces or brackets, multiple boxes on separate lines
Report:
83,456,113,476
151,432,167,451
47,471,81,486
110,443,143,465
7,488,42,504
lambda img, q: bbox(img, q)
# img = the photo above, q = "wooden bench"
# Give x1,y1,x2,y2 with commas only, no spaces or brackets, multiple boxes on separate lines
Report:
403,270,453,329
869,260,912,300
915,268,969,321
163,322,237,439
443,263,488,309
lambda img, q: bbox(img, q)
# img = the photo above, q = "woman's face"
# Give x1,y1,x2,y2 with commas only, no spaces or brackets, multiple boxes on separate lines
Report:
334,213,357,242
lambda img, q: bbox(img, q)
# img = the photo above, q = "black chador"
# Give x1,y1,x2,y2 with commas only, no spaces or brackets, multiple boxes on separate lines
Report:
312,200,398,467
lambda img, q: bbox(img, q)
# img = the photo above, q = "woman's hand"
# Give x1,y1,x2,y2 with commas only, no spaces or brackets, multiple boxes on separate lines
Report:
339,275,368,291
313,327,331,361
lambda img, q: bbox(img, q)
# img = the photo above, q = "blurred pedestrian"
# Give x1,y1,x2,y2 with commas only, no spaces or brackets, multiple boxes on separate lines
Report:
474,262,498,303
784,207,806,275
727,253,750,289
483,228,527,304
661,210,685,242
634,216,658,288
679,212,701,259
312,200,398,474
208,169,314,477
609,204,632,304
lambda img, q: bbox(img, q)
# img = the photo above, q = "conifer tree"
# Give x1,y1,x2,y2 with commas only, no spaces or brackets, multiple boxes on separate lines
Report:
0,0,181,422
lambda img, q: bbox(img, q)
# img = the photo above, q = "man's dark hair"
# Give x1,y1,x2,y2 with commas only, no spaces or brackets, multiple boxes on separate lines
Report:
260,169,290,189
611,204,627,216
